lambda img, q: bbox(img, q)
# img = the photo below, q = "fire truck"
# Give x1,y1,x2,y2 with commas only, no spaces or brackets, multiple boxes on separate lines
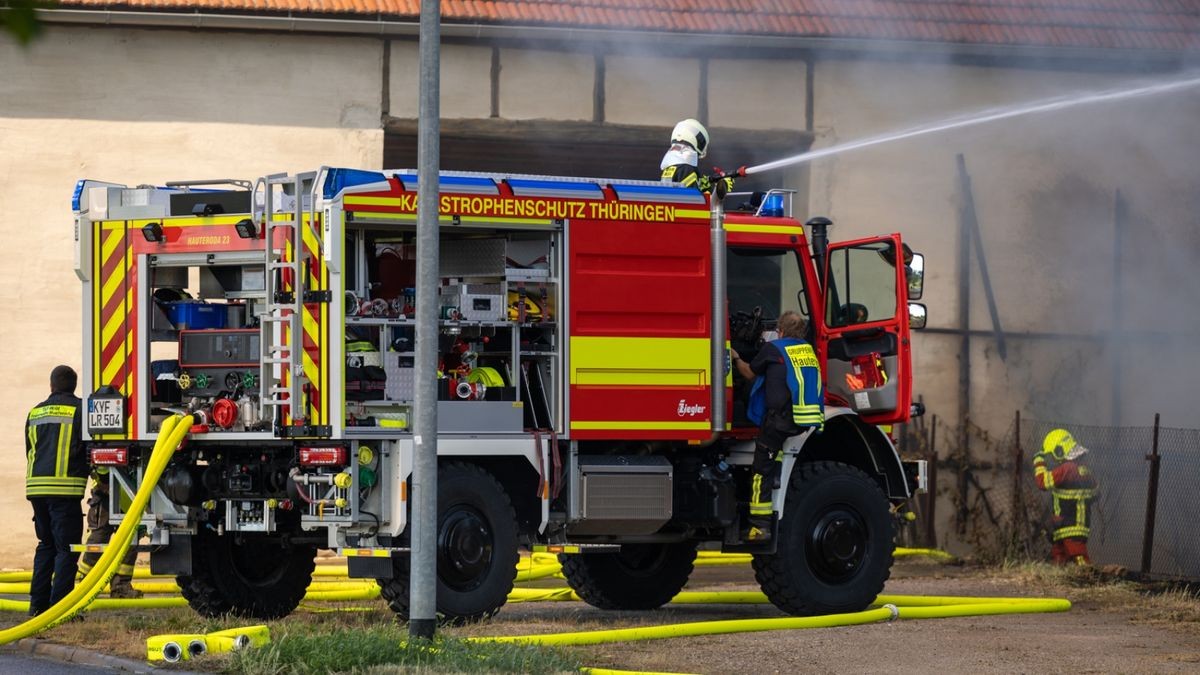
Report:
72,167,927,622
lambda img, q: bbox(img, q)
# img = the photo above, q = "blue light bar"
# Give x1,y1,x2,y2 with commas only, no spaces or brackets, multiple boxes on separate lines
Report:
72,180,86,212
394,173,499,195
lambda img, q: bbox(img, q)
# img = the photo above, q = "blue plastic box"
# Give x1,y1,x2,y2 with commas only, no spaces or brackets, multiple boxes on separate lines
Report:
163,301,227,330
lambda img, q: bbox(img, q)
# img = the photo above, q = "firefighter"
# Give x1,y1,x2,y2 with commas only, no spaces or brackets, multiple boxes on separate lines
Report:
731,311,824,541
660,118,735,197
77,469,142,598
1033,428,1098,565
24,365,88,617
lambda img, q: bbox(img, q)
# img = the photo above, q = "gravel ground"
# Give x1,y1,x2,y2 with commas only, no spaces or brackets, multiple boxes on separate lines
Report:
465,560,1200,674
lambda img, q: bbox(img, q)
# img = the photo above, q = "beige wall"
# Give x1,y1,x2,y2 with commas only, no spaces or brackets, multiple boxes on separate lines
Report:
0,25,384,567
390,41,492,119
808,60,1200,549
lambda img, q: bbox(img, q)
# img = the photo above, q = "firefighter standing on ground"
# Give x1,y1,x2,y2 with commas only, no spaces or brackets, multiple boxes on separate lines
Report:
732,311,824,541
660,118,736,197
78,469,142,598
24,365,88,616
1033,428,1099,565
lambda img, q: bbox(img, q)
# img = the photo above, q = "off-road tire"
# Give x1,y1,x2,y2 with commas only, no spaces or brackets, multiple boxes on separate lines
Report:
178,529,316,619
560,542,698,610
753,460,894,616
377,462,519,625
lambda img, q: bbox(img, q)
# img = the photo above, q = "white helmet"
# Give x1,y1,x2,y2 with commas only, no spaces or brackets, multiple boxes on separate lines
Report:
671,118,710,158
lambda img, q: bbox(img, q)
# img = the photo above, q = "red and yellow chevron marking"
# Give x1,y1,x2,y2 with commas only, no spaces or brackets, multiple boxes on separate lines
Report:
93,221,137,439
278,215,327,430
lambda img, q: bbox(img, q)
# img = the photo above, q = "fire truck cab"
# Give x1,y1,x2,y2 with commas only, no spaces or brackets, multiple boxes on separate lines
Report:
73,167,926,622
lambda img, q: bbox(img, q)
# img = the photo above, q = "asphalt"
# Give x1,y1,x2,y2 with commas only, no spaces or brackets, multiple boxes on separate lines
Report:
0,638,202,674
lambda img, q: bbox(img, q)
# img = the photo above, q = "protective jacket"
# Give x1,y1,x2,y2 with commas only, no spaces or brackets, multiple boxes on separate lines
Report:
660,145,732,194
1032,452,1097,541
25,392,87,498
747,338,824,431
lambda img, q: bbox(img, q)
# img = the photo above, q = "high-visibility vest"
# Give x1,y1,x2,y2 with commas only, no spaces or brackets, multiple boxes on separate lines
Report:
747,338,824,431
25,392,88,498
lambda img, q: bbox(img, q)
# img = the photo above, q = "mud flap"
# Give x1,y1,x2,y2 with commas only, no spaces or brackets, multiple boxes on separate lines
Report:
151,534,192,576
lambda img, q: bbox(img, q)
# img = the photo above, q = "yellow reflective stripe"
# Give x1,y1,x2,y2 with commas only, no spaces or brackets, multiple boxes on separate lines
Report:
724,224,806,235
116,564,136,575
344,196,401,207
1035,465,1055,488
1050,489,1095,500
1053,526,1089,540
661,168,675,180
571,336,710,386
680,173,698,187
26,426,37,478
55,423,70,477
675,209,709,220
571,420,711,431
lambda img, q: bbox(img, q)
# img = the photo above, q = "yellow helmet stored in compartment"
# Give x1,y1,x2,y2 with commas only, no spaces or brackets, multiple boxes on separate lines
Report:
507,291,543,321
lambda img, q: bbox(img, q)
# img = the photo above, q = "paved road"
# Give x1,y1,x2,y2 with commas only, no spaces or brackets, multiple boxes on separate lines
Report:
0,651,113,673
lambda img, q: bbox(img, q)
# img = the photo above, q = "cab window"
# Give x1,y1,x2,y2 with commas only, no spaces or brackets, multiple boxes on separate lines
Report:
825,243,897,328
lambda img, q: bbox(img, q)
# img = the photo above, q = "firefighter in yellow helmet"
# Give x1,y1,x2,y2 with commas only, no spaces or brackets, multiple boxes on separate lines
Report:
660,118,736,197
1033,429,1098,565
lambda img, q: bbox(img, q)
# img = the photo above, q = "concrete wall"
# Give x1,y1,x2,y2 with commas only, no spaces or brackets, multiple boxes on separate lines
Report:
0,25,384,567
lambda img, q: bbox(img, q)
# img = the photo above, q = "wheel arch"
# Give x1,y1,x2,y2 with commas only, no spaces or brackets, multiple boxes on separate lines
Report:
790,410,909,500
440,455,542,543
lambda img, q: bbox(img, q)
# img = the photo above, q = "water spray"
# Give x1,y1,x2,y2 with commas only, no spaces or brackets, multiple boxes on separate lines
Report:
742,73,1200,176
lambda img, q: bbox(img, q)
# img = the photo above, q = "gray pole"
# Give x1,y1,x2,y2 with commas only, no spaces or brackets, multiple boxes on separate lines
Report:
409,0,440,640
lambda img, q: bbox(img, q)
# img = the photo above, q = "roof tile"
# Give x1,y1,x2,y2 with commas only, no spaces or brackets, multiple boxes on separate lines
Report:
49,1,1200,51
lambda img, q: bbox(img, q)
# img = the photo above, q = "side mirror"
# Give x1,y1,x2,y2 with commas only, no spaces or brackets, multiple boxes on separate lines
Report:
908,303,927,330
907,253,925,301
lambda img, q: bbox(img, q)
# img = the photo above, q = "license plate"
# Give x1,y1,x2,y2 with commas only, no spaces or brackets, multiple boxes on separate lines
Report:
88,397,125,433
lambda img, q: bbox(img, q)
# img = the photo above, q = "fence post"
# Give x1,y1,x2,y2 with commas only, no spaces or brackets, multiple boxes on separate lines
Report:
1140,413,1162,576
1012,411,1023,511
926,414,938,548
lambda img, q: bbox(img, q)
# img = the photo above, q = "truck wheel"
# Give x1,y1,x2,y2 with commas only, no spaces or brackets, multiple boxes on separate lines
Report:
378,462,519,625
560,542,697,610
178,530,316,619
753,460,894,616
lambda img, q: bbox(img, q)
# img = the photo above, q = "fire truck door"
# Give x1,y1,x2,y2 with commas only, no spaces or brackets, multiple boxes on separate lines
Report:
818,234,912,425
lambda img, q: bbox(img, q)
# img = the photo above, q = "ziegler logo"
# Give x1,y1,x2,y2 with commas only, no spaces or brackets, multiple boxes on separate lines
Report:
677,400,707,417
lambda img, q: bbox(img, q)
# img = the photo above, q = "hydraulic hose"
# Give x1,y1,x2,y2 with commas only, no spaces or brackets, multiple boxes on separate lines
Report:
0,414,193,643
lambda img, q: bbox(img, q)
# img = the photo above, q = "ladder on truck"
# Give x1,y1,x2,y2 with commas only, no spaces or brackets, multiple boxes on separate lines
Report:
255,171,326,437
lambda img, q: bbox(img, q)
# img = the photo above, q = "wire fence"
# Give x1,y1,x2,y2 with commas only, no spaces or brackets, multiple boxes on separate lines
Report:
899,411,1200,580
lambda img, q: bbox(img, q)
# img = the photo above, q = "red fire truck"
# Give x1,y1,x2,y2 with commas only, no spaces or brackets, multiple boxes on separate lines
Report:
73,167,927,622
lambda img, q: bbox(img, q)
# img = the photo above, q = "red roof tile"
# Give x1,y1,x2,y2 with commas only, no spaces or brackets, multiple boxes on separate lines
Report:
49,1,1200,52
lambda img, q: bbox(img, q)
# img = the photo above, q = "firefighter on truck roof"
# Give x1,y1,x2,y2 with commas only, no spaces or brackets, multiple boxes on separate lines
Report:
660,118,735,197
1034,428,1099,565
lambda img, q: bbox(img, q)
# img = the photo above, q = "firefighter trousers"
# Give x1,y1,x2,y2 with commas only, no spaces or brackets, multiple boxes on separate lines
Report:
29,496,83,615
79,493,138,590
1051,537,1090,566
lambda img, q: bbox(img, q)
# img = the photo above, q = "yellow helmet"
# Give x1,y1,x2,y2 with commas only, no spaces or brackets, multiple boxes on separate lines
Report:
1042,428,1078,460
507,291,543,321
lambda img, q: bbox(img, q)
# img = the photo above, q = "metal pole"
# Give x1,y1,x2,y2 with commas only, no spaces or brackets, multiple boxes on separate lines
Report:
926,414,938,548
409,0,440,641
1012,410,1025,550
710,198,726,434
955,154,972,535
1112,190,1126,425
1140,413,1162,576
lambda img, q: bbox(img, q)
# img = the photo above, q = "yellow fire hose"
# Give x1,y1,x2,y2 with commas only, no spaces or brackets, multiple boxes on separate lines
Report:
0,413,192,643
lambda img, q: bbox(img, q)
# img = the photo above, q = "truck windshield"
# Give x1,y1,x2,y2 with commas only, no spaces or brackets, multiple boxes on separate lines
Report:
825,243,898,328
728,247,790,319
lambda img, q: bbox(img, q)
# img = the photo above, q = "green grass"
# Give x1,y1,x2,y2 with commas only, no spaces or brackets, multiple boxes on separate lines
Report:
227,623,580,675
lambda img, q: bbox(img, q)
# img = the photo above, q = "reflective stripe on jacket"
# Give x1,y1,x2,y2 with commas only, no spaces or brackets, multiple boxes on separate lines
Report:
25,392,87,498
748,338,824,431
